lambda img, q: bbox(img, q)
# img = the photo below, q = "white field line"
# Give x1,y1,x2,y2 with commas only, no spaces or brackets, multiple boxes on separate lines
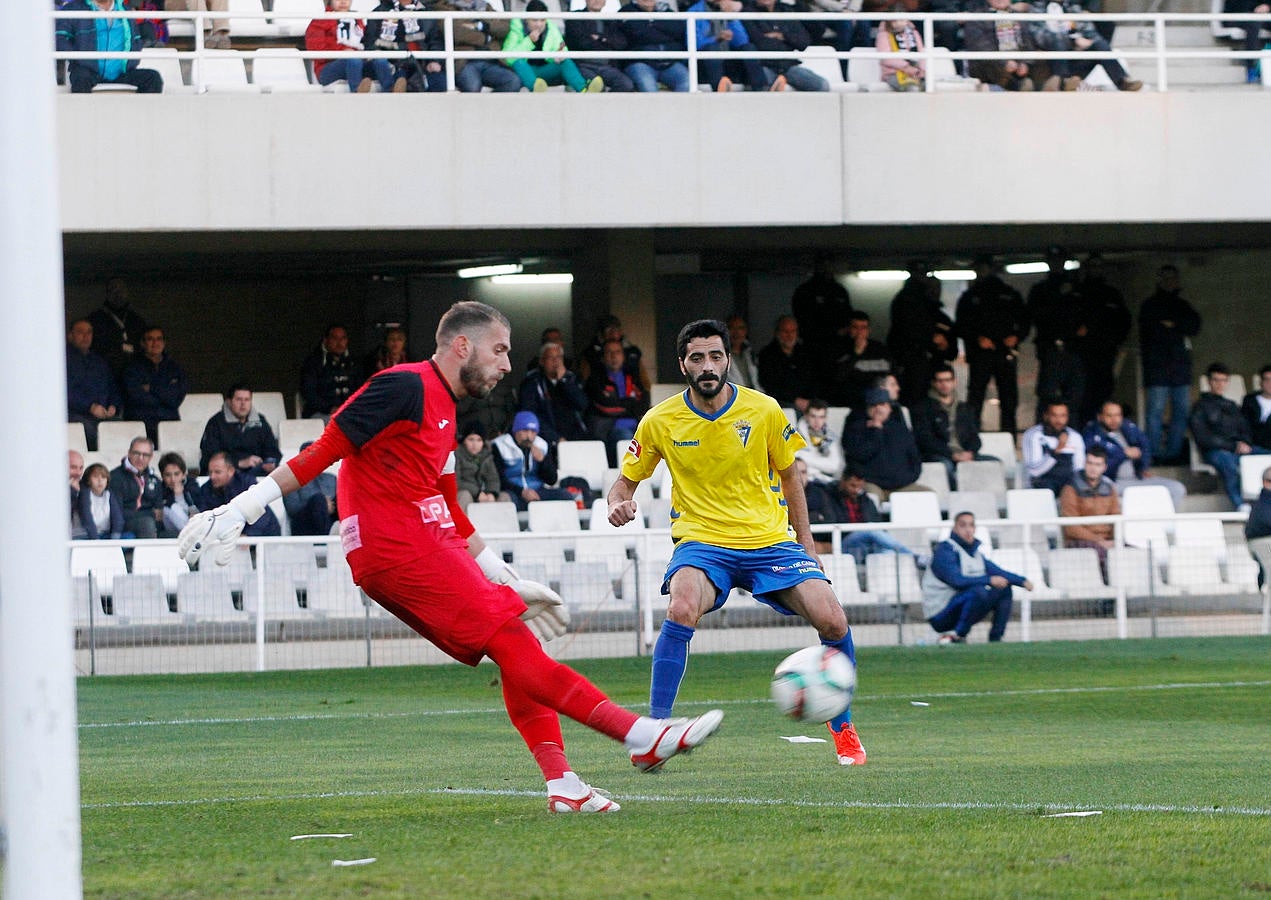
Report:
81,786,1271,817
79,679,1271,730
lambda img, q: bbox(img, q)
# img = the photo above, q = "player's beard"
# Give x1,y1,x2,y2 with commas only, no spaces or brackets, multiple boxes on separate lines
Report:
691,371,725,399
460,361,500,399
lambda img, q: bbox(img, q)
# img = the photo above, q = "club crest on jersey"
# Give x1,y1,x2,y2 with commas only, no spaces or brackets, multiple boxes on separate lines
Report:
626,438,642,460
734,419,752,447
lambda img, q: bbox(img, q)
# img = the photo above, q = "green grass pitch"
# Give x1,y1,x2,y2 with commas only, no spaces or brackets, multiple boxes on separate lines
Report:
77,636,1271,898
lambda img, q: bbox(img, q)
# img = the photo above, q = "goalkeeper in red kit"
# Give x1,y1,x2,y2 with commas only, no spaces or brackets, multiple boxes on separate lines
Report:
178,301,722,813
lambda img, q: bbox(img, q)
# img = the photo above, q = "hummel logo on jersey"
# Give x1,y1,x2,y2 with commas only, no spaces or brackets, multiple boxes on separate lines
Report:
734,420,752,448
438,418,450,429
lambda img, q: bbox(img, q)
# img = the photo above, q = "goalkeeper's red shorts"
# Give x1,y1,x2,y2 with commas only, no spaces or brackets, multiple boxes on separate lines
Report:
357,543,527,667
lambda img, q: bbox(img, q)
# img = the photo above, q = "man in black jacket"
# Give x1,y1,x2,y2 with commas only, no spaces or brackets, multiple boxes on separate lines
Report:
199,385,282,475
1074,252,1132,425
1141,264,1201,463
956,255,1029,434
518,342,591,444
300,324,365,421
565,0,635,91
1026,246,1088,420
842,388,929,500
108,437,165,539
619,0,690,91
912,364,984,490
1241,365,1271,450
887,263,956,407
1190,363,1269,510
743,0,829,91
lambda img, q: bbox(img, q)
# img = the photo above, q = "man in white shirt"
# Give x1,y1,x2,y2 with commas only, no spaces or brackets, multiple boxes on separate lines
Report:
796,399,844,484
1022,399,1085,495
1242,365,1271,452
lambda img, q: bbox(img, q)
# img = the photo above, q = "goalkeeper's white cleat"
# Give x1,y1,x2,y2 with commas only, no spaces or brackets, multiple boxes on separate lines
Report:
546,773,620,813
628,709,724,773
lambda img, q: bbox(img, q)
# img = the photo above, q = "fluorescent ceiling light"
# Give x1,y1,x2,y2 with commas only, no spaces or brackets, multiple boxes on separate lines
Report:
1005,259,1082,275
489,273,575,285
934,269,976,281
457,263,522,279
855,270,910,281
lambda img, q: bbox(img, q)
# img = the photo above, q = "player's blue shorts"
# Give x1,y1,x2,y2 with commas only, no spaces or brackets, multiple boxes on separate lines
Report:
662,540,829,615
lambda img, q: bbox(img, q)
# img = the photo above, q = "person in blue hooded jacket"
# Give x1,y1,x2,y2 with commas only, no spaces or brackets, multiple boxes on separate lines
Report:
921,511,1032,644
57,0,163,93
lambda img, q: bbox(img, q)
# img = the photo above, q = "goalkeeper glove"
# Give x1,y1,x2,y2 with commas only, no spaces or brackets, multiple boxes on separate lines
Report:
475,547,570,641
177,478,282,568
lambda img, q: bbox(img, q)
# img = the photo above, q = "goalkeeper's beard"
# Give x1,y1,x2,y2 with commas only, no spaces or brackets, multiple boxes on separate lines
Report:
460,361,499,399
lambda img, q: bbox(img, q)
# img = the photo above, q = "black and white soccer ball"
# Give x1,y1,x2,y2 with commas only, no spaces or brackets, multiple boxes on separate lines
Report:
770,645,856,724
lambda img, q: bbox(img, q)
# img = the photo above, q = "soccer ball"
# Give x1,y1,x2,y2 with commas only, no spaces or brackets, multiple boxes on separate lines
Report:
770,646,856,724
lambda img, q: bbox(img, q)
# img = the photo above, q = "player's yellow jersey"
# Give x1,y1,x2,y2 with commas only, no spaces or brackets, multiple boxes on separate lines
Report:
621,384,806,549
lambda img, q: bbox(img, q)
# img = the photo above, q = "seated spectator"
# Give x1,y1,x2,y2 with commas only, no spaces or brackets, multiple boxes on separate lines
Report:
877,12,926,92
1244,464,1271,587
158,451,200,537
365,0,446,93
66,318,121,451
365,326,411,374
912,364,986,490
519,342,591,443
282,442,339,536
725,313,763,390
743,0,828,92
585,338,650,467
199,384,282,475
56,0,163,94
1190,362,1270,510
491,412,572,511
689,0,770,92
444,0,521,93
805,464,914,563
87,277,148,380
504,0,604,92
70,450,88,539
307,0,403,93
456,372,517,440
577,314,650,389
164,0,231,50
842,387,927,500
796,399,844,485
122,327,189,446
962,0,1044,91
300,323,365,421
619,0,691,92
1058,444,1120,570
1024,0,1141,91
191,452,282,537
108,437,164,540
1023,399,1085,495
824,312,892,408
455,423,510,508
77,462,124,540
1241,364,1271,450
1223,0,1269,83
921,511,1032,644
565,0,636,91
757,314,817,416
526,326,570,371
1082,400,1186,509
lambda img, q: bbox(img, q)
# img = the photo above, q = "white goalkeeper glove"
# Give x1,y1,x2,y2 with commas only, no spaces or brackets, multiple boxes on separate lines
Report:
177,479,282,568
476,546,570,642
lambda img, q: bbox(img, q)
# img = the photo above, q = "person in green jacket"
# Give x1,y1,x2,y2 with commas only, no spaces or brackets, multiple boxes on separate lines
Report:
503,0,603,92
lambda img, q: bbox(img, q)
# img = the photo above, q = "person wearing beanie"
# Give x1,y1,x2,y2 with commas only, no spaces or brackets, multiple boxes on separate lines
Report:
492,411,573,510
502,0,605,92
455,423,510,508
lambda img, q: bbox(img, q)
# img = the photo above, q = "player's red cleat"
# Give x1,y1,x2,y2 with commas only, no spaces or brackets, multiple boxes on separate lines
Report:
828,721,867,766
629,709,724,773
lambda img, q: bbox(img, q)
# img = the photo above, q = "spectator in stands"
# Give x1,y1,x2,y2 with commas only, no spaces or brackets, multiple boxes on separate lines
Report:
725,313,763,391
443,0,521,92
757,315,817,416
688,0,771,92
877,13,926,91
912,364,984,490
1074,253,1132,426
199,384,282,475
963,0,1044,91
365,326,411,373
1059,444,1120,570
77,462,124,541
805,464,915,563
165,0,231,49
619,0,691,92
69,450,88,540
56,1,164,94
300,323,365,421
824,311,893,408
456,371,517,440
492,411,571,511
586,338,650,466
1082,400,1186,509
842,387,927,500
743,0,829,92
122,326,189,446
796,399,844,485
1027,246,1087,420
527,327,568,371
1140,264,1201,464
282,442,339,536
922,511,1032,644
518,342,591,444
1023,0,1141,90
455,423,510,508
887,262,956,407
108,437,164,539
306,0,403,93
577,315,650,389
956,254,1029,434
791,255,852,358
365,0,446,93
87,276,148,380
1022,398,1085,495
503,0,604,92
1244,464,1271,588
158,451,200,537
66,317,121,452
1241,365,1271,451
1225,0,1271,82
1190,362,1270,511
565,0,636,92
191,452,281,537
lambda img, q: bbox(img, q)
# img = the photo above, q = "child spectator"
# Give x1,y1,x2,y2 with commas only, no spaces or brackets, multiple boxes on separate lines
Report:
503,0,603,92
877,12,925,92
78,463,124,540
454,424,509,509
306,0,403,93
158,452,200,537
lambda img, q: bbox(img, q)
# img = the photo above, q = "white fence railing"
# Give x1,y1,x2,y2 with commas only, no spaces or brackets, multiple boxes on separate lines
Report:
52,8,1271,94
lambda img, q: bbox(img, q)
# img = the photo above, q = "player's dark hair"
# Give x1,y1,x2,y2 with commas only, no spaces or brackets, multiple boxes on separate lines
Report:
1206,361,1230,378
1085,444,1109,460
436,301,510,348
676,319,729,361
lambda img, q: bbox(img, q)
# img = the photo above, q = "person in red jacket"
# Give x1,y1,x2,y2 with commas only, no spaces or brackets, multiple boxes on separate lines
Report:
178,301,722,813
305,0,402,92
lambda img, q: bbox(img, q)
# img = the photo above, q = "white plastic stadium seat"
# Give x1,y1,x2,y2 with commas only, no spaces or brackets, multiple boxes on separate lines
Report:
69,546,129,607
929,47,980,91
157,420,205,473
466,501,521,534
111,574,180,624
304,553,365,617
820,554,880,604
139,47,195,94
270,0,325,37
227,0,282,37
1240,453,1271,501
650,383,682,404
180,393,225,426
1171,517,1227,564
68,422,89,456
986,547,1062,600
864,552,923,603
527,500,582,533
176,570,244,621
557,441,610,492
796,46,860,93
1046,547,1114,600
279,417,325,450
253,392,289,439
956,460,1008,508
1002,488,1059,549
131,543,189,596
846,49,890,92
887,491,942,551
252,49,321,92
97,421,148,465
1120,484,1174,557
947,490,1000,524
1166,545,1226,593
1107,547,1178,598
977,432,1020,486
917,462,951,511
558,560,623,612
192,51,262,94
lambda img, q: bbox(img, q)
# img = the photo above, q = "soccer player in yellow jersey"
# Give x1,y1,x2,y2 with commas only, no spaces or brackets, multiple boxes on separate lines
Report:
607,319,866,765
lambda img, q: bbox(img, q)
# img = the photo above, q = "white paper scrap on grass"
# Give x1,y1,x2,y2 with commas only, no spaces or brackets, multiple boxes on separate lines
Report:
291,833,353,840
332,858,377,867
1042,811,1103,818
910,701,930,707
779,736,828,743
